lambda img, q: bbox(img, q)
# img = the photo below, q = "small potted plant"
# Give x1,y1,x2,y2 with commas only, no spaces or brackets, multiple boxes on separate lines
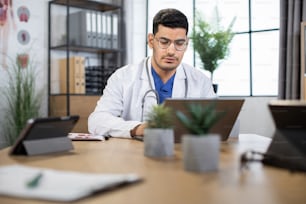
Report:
144,104,174,158
176,102,225,172
1,53,43,146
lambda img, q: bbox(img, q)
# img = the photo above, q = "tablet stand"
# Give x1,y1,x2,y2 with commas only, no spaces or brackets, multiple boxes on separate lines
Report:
22,137,74,156
263,129,306,172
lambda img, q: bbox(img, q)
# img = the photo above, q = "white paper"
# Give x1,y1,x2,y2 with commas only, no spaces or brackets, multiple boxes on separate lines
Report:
0,165,141,202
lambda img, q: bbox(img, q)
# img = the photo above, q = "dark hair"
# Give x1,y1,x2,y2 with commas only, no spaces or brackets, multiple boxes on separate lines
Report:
152,8,188,35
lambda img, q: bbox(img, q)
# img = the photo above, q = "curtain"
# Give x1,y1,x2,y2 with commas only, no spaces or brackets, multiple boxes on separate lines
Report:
279,0,306,99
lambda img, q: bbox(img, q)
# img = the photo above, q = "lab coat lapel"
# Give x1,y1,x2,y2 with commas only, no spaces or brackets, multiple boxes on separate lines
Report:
172,65,186,97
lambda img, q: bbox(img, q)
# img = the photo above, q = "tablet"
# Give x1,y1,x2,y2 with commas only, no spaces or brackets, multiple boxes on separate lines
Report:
10,115,79,156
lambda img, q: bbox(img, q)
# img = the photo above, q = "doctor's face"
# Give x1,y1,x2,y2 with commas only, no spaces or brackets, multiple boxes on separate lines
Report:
148,25,188,72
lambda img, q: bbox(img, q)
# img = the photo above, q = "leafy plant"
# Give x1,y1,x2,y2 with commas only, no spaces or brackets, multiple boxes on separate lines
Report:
146,104,173,129
1,53,43,146
176,102,225,135
190,9,236,82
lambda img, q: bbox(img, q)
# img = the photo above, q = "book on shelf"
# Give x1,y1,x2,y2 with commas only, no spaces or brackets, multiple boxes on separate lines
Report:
59,56,86,94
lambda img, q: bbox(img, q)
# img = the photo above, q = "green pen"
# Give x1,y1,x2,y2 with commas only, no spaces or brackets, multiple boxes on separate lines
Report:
26,172,43,188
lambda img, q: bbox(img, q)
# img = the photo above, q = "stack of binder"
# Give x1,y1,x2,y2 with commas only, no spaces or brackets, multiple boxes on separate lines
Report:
85,65,103,95
59,56,86,94
69,10,119,49
84,64,117,95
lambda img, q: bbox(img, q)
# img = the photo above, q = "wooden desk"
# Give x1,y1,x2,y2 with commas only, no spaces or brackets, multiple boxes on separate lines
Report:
0,134,305,204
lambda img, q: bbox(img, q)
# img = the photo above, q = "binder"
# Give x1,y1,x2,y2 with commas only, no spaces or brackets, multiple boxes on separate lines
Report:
59,58,76,94
78,57,86,94
69,10,92,47
111,13,118,49
101,13,108,48
59,56,86,94
97,12,103,48
105,12,112,48
91,11,97,47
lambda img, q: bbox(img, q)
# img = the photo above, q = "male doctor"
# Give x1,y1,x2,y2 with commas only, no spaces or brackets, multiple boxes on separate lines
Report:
88,8,216,138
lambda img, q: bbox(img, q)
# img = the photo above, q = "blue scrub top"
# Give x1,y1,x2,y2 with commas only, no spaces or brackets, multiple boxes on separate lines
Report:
151,67,176,104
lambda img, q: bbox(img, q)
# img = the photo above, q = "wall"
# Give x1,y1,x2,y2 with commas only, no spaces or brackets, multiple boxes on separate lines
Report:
238,97,276,137
0,0,49,149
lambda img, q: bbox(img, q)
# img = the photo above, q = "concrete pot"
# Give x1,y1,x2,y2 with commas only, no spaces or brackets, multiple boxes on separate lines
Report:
182,134,220,172
144,128,174,158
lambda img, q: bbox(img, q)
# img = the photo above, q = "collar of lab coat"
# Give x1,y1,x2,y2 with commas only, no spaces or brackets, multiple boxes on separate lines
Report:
141,57,187,97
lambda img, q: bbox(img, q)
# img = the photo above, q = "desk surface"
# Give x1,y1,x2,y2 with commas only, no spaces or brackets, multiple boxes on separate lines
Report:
0,134,305,204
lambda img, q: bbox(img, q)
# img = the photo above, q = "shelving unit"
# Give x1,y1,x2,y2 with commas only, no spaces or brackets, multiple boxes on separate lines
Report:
48,0,124,132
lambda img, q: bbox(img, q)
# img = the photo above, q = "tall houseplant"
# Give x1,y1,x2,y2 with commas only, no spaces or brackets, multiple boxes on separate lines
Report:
1,53,43,146
144,104,174,158
191,9,236,92
176,102,225,172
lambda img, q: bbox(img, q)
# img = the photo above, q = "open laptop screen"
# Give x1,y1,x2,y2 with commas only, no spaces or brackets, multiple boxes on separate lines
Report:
163,98,244,143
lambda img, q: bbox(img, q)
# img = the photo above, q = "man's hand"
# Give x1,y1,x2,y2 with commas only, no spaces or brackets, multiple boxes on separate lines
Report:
131,123,147,137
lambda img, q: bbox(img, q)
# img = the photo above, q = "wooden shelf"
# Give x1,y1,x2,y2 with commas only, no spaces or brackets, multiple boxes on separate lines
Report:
50,45,122,54
50,95,101,133
48,0,123,130
50,0,120,12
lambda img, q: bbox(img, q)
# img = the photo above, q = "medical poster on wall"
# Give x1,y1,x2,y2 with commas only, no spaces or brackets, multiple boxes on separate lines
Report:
0,0,48,146
0,0,46,72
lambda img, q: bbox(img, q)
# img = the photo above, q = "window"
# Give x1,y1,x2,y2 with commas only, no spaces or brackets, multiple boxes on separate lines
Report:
147,0,280,96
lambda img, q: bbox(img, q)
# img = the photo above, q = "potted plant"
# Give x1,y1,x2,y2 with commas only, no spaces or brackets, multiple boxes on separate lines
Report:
190,9,236,93
0,53,43,146
176,102,225,172
144,104,174,158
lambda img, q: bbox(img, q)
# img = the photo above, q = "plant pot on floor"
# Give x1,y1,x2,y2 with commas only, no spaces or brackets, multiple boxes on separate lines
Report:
182,134,220,172
144,128,174,158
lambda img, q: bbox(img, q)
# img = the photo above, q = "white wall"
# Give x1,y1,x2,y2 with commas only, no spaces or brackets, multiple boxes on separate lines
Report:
238,97,276,137
0,0,49,148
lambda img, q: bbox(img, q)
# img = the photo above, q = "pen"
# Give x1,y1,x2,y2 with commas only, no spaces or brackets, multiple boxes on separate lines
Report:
26,172,43,188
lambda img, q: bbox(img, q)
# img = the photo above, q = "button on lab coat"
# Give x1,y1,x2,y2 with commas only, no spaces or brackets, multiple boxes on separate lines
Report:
88,57,217,137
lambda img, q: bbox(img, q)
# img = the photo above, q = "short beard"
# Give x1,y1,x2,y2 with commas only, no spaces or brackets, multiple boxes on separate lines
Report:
155,56,179,72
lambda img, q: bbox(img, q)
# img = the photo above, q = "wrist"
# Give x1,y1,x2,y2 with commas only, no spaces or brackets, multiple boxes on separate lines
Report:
130,124,141,137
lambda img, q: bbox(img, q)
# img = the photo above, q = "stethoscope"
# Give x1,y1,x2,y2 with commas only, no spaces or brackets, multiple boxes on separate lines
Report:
141,57,188,121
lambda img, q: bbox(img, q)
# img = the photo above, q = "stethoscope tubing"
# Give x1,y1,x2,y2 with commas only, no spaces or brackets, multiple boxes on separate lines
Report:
141,57,188,121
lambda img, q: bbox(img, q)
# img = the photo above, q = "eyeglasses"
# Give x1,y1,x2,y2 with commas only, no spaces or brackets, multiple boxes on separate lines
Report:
154,37,188,51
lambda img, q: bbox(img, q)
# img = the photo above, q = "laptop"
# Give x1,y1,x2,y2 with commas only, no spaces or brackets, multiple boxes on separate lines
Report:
10,115,79,156
264,100,306,171
163,98,245,143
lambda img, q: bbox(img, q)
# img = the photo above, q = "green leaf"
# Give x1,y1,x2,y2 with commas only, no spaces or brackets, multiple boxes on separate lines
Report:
176,102,226,136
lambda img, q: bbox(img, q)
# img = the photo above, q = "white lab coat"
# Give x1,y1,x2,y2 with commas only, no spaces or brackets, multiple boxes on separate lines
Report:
88,57,217,137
